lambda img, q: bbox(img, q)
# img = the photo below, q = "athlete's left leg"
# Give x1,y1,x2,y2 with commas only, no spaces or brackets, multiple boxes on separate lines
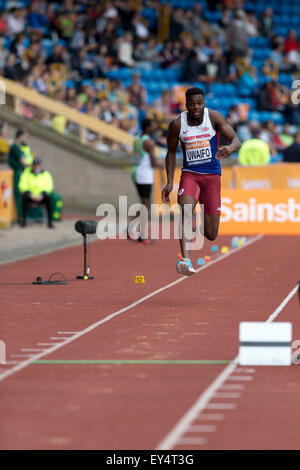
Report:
203,214,220,241
199,174,221,241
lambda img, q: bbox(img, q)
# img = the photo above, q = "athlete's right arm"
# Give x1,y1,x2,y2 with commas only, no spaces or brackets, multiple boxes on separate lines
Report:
162,118,180,204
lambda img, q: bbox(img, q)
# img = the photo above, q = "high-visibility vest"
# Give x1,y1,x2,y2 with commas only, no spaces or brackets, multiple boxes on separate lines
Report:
19,168,53,196
238,138,270,166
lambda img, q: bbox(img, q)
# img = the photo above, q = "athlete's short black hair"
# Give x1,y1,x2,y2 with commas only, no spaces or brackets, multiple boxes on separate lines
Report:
185,87,205,100
141,118,153,132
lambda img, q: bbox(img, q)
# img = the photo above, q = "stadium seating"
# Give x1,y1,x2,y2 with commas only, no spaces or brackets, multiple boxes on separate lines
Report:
1,0,299,126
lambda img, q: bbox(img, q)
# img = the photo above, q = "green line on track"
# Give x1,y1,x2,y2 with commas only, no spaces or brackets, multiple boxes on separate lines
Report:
32,359,231,365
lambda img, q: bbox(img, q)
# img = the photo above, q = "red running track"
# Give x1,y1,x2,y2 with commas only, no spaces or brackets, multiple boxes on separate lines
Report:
0,234,299,449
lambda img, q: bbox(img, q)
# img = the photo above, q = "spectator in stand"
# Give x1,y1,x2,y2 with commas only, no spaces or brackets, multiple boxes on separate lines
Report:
260,120,284,155
0,37,9,73
236,120,261,142
65,85,78,106
280,123,294,148
181,36,201,83
159,40,176,69
0,11,7,35
258,8,274,38
46,43,66,65
286,44,300,73
198,52,220,90
237,65,258,96
6,7,26,36
69,25,85,52
270,43,285,69
169,8,185,41
284,30,298,55
10,32,26,58
0,0,298,158
143,36,160,65
238,128,271,166
244,10,258,38
284,92,300,125
282,132,300,163
3,53,24,80
226,9,249,60
72,47,101,79
126,73,147,111
132,12,149,40
220,8,232,30
258,80,287,112
227,105,240,130
152,90,179,122
115,0,135,32
217,55,237,82
118,31,135,67
52,10,76,45
27,1,48,32
183,5,205,42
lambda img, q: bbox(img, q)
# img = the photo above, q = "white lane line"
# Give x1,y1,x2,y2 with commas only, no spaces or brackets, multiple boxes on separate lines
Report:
37,343,61,346
187,425,216,432
267,284,299,323
177,437,206,446
49,337,69,340
227,375,253,381
57,332,79,335
213,392,241,398
220,384,245,390
20,347,44,351
205,403,236,410
196,414,224,421
0,235,263,383
11,354,34,358
156,283,298,450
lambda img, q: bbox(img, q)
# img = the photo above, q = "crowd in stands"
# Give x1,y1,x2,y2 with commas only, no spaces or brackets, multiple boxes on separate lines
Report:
0,0,299,161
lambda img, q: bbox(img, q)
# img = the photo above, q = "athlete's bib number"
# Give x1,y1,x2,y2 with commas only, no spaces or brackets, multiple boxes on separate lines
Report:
186,140,212,164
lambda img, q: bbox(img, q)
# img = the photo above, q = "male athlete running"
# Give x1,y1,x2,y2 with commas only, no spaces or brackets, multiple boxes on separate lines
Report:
161,87,241,276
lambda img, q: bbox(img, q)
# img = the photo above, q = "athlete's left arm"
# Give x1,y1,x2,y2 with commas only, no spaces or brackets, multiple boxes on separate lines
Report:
209,110,241,159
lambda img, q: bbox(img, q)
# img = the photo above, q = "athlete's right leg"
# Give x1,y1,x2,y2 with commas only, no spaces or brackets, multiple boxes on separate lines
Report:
177,172,199,259
178,194,197,260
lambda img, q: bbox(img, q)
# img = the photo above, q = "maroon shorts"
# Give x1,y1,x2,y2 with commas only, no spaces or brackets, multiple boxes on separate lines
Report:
178,171,221,215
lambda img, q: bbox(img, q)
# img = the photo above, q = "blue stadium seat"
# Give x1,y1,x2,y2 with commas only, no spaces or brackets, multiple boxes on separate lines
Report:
248,110,261,121
278,73,293,87
210,83,223,96
140,8,158,29
41,39,53,58
118,68,132,80
140,69,154,80
105,70,120,79
149,69,165,80
249,37,270,48
147,82,162,93
160,80,171,90
81,79,96,89
66,79,75,89
164,68,180,80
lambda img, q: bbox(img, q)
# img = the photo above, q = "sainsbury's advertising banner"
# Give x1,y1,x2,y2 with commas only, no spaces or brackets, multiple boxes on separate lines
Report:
219,189,300,235
154,169,300,235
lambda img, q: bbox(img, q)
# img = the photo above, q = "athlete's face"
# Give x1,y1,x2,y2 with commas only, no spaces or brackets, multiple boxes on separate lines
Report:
186,94,205,119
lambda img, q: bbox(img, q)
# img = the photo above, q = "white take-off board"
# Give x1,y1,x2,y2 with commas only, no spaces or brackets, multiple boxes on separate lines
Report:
239,322,292,366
